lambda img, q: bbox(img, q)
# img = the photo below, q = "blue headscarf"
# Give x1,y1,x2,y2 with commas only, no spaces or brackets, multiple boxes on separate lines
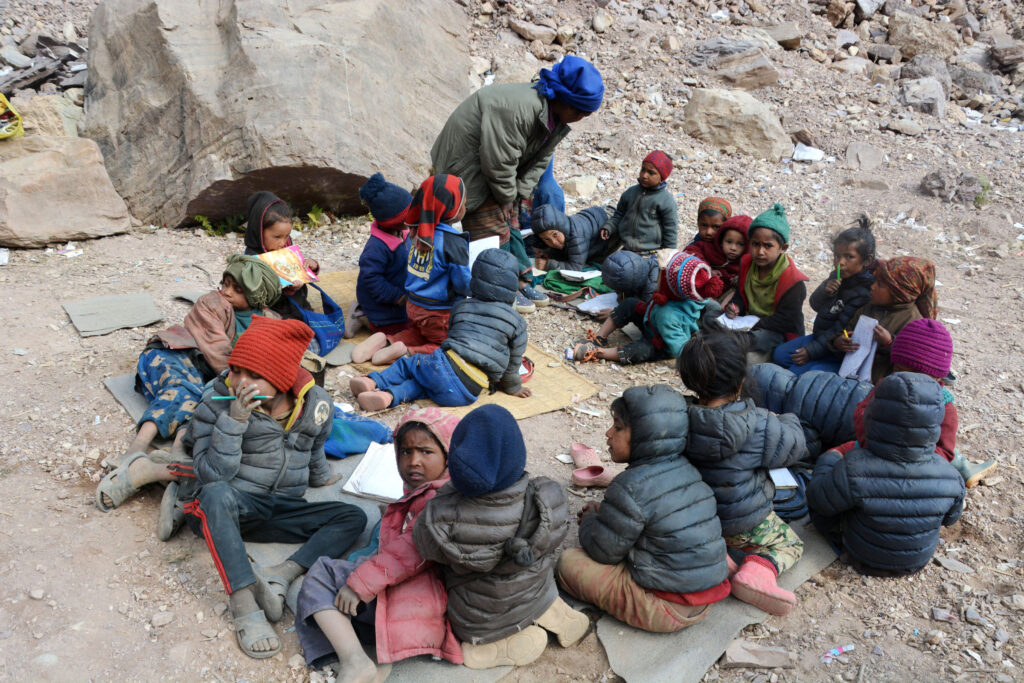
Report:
532,55,604,113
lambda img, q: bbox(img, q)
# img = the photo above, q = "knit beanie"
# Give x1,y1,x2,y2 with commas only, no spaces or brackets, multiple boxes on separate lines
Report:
222,254,282,309
228,316,313,392
396,407,460,455
359,172,413,229
749,203,791,245
890,318,953,379
698,197,732,220
716,215,752,249
643,150,673,181
663,252,713,302
446,404,526,497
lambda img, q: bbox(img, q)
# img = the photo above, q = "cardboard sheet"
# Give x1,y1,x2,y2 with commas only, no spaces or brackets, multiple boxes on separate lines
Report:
63,293,163,336
104,374,148,424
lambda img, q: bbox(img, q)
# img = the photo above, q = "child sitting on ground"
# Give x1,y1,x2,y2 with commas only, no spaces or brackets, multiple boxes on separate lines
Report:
725,204,809,360
807,372,965,576
244,191,320,320
832,255,936,383
349,249,529,411
413,405,588,669
95,255,282,513
182,317,367,659
773,217,875,375
690,196,732,246
352,174,471,366
601,151,678,256
348,173,414,339
686,214,750,295
572,252,709,365
680,332,808,616
531,203,611,272
295,408,463,679
557,385,732,633
600,250,659,302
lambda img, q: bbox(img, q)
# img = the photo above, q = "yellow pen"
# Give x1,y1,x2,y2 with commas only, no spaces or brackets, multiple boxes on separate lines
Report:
843,329,850,339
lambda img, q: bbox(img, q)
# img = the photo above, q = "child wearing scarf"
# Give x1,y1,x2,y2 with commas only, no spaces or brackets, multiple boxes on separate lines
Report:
352,175,471,366
602,150,678,256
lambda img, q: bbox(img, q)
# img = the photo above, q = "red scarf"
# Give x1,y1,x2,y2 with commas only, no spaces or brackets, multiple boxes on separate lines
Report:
406,174,465,242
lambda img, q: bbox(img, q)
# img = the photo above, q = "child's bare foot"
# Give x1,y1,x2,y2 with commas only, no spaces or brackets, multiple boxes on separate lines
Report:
357,391,393,411
352,332,388,364
371,342,407,365
333,652,387,683
349,376,376,396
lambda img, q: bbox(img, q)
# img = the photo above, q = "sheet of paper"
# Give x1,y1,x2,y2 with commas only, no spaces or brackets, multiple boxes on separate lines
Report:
577,291,619,314
838,315,878,382
559,268,601,282
769,468,798,489
342,441,404,502
468,235,500,269
716,313,760,331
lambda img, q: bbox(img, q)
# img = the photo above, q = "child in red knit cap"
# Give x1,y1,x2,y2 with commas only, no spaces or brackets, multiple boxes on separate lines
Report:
181,316,367,660
600,150,679,256
686,214,750,295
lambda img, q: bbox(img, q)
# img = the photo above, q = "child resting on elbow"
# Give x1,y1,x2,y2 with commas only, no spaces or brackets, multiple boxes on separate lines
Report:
531,203,611,272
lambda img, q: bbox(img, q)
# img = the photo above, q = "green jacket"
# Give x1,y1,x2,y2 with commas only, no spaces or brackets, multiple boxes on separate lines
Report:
605,183,679,252
431,83,570,213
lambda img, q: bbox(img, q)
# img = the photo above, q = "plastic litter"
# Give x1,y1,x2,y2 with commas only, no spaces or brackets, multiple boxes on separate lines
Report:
821,644,855,664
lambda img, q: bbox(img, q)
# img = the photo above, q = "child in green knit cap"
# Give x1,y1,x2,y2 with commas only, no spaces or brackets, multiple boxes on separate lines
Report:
725,204,809,360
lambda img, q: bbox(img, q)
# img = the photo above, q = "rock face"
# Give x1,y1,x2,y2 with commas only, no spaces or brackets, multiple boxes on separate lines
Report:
82,0,471,227
886,12,960,60
10,93,83,137
900,77,947,117
0,136,131,247
920,168,982,204
680,89,791,161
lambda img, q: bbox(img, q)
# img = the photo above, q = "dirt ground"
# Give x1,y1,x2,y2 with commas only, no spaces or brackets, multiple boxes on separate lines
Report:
3,0,1024,681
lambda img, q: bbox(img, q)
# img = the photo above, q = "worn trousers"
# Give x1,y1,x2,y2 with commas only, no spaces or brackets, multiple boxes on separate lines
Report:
368,348,478,408
724,511,804,574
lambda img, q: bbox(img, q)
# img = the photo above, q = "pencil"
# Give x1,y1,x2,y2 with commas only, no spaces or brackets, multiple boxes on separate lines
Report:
836,263,842,283
210,395,271,400
843,329,850,339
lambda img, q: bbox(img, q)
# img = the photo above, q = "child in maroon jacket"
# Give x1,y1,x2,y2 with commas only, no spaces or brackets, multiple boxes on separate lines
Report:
686,214,750,295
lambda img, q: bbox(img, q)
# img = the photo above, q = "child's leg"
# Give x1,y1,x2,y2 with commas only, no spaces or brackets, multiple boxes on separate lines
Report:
726,512,803,574
97,452,179,510
726,512,803,616
408,350,477,407
367,357,422,403
794,357,841,376
312,610,378,683
556,548,708,633
771,335,814,369
407,307,451,354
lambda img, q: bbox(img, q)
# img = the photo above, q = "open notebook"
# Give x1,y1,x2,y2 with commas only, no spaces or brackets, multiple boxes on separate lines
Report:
342,441,405,502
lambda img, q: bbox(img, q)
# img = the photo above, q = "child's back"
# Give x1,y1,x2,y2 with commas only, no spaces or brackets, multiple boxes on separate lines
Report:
807,372,964,575
405,223,471,310
601,250,659,301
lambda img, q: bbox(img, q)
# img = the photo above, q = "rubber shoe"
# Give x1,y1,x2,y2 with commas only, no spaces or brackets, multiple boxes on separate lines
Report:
534,597,590,647
156,481,185,542
352,332,387,363
461,625,547,669
514,289,536,314
349,376,376,397
357,390,394,411
730,556,797,616
521,284,550,307
951,451,997,488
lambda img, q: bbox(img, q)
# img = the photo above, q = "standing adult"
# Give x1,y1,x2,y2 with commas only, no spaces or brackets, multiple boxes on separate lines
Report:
431,55,604,312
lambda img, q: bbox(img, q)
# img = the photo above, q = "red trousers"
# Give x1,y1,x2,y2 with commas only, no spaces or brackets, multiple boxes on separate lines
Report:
387,302,451,355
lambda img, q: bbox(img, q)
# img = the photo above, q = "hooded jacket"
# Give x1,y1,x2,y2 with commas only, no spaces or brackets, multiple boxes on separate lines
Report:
188,370,332,497
601,250,659,301
431,83,571,212
749,364,873,458
579,385,729,593
356,223,410,327
686,399,807,535
404,223,472,311
443,249,528,393
532,204,610,271
807,373,965,574
605,183,679,253
804,268,874,360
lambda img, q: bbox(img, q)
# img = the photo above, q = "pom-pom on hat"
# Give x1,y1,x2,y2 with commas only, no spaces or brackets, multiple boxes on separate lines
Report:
228,316,313,393
446,404,526,497
359,173,413,229
663,252,713,302
643,150,673,181
749,203,791,245
890,318,953,379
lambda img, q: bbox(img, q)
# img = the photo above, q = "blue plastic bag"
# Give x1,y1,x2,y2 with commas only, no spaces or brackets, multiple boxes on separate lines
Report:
324,407,392,458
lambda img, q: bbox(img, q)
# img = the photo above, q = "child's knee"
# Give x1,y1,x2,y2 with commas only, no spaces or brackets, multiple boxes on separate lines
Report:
197,480,238,509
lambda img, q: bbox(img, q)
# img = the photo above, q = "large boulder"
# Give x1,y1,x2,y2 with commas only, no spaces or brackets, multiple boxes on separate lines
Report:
10,93,83,136
680,88,792,161
710,48,780,89
82,0,471,227
899,54,952,97
0,136,131,247
899,77,947,118
886,11,960,61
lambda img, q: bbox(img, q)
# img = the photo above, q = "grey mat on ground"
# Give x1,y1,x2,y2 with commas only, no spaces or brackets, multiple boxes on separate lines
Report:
596,518,837,683
173,290,207,304
104,374,148,424
323,341,354,367
63,293,163,336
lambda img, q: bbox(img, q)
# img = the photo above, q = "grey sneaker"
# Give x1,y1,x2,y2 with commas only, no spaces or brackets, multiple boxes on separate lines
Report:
514,289,537,314
521,284,550,307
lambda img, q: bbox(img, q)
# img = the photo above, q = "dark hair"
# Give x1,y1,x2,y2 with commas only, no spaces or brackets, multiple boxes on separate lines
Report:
262,203,293,229
677,332,748,400
610,396,630,424
749,225,784,246
833,214,876,264
395,421,446,456
698,208,728,221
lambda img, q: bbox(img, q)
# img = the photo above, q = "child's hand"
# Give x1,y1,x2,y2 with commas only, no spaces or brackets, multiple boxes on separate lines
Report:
534,256,548,271
395,294,407,306
834,335,859,353
506,386,532,398
725,303,739,319
600,228,610,240
229,383,263,422
790,347,810,365
825,279,841,295
873,324,892,346
578,501,601,522
334,586,361,616
306,257,320,274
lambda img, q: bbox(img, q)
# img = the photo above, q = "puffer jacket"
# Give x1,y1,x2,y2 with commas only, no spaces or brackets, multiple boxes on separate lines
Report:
346,477,462,664
443,249,528,393
431,83,571,212
533,204,610,271
605,183,678,252
804,268,874,361
579,385,729,592
686,399,807,536
413,474,569,644
601,250,659,301
189,371,332,497
807,373,965,574
749,364,872,458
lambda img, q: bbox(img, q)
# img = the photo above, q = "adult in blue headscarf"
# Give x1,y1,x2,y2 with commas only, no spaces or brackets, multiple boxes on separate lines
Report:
431,55,604,313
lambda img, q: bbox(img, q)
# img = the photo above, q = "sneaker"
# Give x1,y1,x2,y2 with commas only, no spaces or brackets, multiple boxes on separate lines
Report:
514,289,537,314
521,284,550,307
461,625,547,669
534,597,590,647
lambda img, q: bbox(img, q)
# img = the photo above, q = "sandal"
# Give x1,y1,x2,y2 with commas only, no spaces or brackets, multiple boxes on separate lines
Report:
157,481,185,542
582,328,608,346
95,452,149,512
233,609,282,659
253,565,290,623
570,341,600,362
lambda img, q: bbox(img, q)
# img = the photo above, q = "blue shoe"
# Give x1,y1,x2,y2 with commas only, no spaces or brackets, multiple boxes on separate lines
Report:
514,289,536,314
521,284,549,307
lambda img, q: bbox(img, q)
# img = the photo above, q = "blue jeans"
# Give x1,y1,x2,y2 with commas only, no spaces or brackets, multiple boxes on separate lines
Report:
772,335,841,375
369,349,478,407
